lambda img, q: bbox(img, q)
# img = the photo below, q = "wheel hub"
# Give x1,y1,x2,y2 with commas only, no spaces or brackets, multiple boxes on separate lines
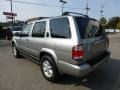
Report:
43,60,53,78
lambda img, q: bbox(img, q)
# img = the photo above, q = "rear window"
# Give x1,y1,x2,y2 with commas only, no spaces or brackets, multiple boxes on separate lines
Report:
75,17,104,39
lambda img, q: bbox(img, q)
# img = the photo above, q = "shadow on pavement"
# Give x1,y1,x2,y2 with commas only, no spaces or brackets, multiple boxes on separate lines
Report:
56,58,120,90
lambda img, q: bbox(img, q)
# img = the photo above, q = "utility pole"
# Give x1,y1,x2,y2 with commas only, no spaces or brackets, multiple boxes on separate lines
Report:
59,0,67,15
85,0,90,16
100,4,104,18
10,0,13,28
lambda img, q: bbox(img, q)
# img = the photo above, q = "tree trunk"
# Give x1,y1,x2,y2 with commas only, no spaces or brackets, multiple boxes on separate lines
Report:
114,28,116,33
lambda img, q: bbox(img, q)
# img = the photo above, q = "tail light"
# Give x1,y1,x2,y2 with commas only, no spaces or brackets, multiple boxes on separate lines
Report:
72,45,84,60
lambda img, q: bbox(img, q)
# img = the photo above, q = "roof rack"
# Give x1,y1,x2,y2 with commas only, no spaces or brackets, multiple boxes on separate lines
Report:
62,11,89,17
27,17,49,22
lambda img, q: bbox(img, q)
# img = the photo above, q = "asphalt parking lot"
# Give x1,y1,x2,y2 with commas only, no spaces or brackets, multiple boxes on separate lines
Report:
0,34,120,90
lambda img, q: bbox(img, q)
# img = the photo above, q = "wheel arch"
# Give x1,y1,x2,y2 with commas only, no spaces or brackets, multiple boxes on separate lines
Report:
12,40,17,47
39,48,62,73
39,48,57,63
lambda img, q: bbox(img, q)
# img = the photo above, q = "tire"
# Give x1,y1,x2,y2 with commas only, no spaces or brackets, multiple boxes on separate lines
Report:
12,44,20,58
40,55,59,82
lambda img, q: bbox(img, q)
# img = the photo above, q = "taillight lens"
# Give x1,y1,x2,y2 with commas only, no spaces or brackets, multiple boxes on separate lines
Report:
72,45,84,60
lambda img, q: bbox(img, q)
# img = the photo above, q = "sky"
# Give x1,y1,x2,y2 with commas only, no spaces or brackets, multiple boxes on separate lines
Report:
0,0,120,22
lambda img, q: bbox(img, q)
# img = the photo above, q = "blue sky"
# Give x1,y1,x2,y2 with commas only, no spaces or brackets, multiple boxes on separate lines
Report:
0,0,120,22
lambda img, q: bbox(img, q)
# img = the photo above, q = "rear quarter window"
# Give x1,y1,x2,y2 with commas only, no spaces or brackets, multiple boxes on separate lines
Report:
50,17,71,39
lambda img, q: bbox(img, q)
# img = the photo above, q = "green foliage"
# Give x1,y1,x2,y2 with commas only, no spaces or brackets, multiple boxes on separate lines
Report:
99,17,107,25
0,23,3,30
116,22,120,29
0,23,5,39
107,16,120,29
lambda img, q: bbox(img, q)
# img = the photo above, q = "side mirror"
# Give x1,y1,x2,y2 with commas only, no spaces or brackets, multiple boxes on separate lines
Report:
14,32,20,37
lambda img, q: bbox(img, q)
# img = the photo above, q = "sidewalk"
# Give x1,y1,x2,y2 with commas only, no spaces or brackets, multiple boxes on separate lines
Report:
108,33,120,38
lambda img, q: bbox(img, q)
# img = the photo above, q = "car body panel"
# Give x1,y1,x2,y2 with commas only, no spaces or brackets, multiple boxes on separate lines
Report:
12,15,110,77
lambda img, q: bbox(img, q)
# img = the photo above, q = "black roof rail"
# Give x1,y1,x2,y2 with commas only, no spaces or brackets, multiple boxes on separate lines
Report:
38,17,50,19
27,17,50,22
62,11,89,18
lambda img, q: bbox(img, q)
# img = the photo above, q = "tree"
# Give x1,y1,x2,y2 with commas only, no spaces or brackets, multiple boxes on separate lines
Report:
116,22,120,29
99,17,107,25
108,16,120,33
0,23,3,30
0,22,5,39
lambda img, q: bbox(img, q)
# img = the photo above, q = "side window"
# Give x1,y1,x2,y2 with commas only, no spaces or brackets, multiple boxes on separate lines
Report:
50,18,71,38
32,21,46,37
21,24,33,36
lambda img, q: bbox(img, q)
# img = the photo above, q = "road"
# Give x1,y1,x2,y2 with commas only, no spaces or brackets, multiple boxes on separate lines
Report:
0,34,120,90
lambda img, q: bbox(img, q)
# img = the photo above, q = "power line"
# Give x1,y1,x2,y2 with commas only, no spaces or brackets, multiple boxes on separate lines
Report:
5,0,100,16
5,0,85,10
6,0,61,8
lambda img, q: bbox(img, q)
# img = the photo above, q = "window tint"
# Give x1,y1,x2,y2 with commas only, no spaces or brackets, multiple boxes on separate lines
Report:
75,17,89,39
94,25,105,37
50,18,71,38
32,21,46,37
85,25,98,38
21,23,32,36
75,17,102,39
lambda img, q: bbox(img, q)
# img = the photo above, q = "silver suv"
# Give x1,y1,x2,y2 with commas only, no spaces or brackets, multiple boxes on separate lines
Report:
12,12,110,82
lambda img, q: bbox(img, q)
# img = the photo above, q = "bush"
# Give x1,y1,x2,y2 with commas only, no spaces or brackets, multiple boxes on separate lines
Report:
0,29,6,39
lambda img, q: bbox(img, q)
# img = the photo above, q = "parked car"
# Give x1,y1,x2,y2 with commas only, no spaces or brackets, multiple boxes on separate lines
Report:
12,12,111,82
11,26,23,35
5,27,13,40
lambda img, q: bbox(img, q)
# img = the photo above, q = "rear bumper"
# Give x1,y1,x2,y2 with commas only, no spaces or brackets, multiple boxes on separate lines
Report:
58,51,111,77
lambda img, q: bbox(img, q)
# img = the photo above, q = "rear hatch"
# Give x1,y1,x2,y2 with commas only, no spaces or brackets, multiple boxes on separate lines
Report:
75,17,108,61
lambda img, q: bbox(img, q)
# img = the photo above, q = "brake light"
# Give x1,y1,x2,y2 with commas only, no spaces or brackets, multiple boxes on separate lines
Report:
72,45,84,60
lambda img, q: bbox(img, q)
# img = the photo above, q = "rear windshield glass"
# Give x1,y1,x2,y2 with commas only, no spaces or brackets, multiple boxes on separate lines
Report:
75,17,104,39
